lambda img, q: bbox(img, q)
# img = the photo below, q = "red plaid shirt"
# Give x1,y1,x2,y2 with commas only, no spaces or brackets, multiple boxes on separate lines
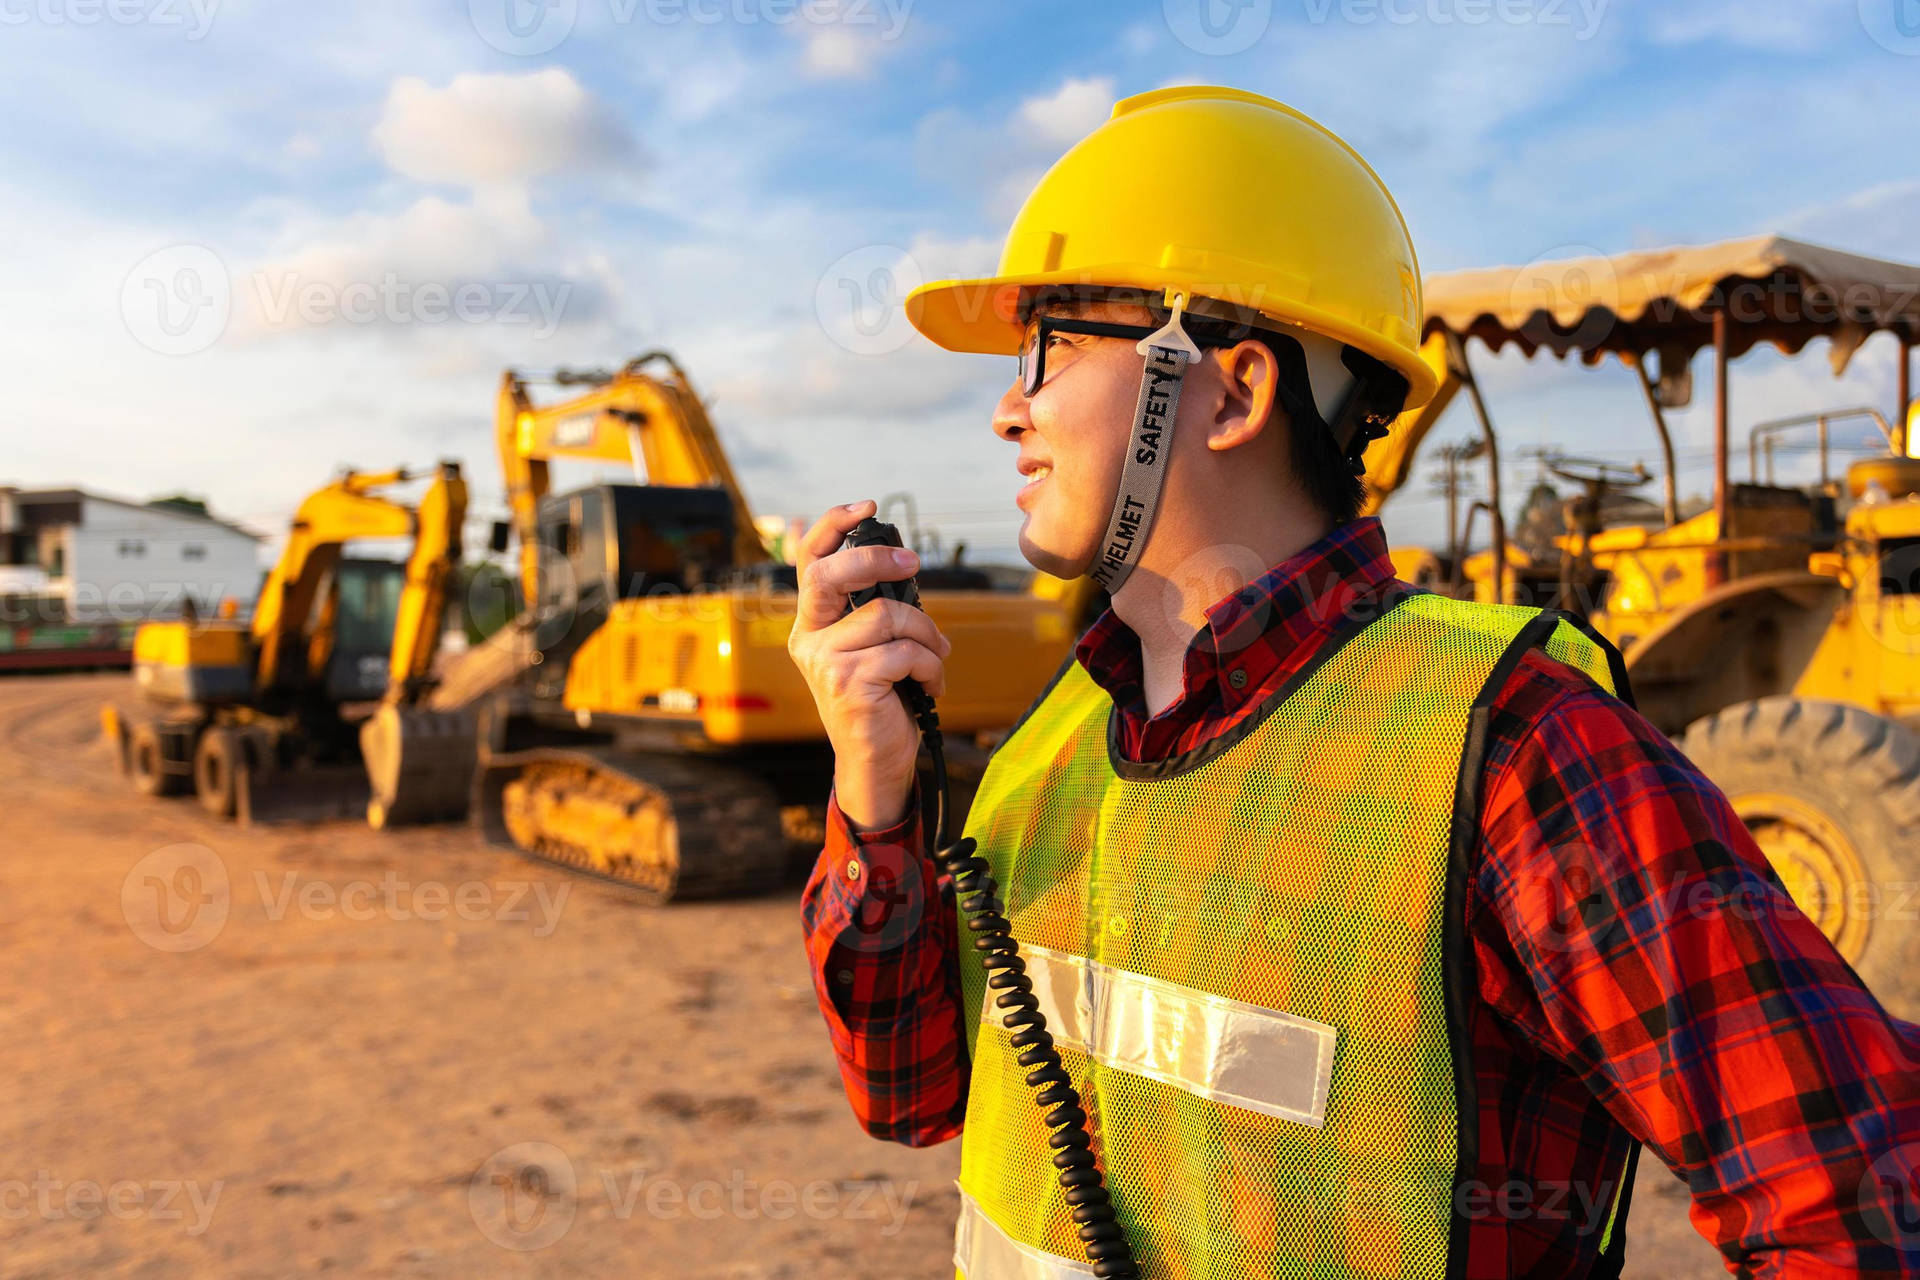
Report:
800,516,1920,1277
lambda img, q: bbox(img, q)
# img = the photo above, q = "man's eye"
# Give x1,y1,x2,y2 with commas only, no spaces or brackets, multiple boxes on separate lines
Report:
1045,332,1071,349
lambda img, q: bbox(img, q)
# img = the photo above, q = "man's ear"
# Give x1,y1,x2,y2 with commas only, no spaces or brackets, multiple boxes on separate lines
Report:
1204,338,1282,453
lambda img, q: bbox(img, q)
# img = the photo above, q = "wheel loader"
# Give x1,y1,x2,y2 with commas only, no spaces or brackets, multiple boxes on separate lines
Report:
102,462,467,822
1364,235,1920,1000
365,352,1099,902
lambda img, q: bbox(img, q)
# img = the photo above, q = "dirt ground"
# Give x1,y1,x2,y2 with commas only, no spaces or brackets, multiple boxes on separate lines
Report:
2,673,1740,1278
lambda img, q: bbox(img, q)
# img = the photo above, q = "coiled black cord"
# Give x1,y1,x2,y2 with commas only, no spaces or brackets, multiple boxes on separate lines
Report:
916,700,1141,1279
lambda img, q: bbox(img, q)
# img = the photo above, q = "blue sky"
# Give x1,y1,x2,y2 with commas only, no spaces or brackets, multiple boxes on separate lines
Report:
3,0,1917,561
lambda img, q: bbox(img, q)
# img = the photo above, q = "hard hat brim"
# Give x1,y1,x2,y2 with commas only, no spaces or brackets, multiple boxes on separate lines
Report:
907,267,1439,409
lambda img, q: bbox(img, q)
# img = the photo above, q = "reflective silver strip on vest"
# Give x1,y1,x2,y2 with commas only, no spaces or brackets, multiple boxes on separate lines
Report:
1000,943,1337,1128
954,1186,1096,1280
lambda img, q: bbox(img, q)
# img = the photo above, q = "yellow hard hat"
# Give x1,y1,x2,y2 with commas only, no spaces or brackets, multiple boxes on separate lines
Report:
905,85,1437,409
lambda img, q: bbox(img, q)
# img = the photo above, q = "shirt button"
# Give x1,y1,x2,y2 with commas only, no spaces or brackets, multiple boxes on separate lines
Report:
1228,668,1249,690
846,858,862,881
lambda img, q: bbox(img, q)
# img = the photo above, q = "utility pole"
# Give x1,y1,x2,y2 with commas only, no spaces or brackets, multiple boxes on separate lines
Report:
1430,438,1489,587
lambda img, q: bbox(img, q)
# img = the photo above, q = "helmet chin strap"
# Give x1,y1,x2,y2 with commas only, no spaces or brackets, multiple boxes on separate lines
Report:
1088,291,1201,594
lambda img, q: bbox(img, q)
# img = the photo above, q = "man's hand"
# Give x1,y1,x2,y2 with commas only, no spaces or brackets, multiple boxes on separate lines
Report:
788,499,951,831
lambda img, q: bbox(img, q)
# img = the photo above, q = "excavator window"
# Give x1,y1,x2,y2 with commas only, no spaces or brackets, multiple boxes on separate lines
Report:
1881,538,1920,597
607,486,736,597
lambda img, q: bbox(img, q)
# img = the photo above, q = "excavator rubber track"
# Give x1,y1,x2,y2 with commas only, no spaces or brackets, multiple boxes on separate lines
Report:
473,745,789,904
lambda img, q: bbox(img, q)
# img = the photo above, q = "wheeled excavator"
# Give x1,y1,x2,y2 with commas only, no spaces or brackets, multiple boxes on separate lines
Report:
103,462,467,822
364,352,1097,902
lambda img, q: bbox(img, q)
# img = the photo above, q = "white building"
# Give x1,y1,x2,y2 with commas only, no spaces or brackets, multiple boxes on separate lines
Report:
0,487,262,621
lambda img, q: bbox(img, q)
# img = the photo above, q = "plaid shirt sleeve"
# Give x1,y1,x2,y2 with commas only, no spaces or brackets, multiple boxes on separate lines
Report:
1474,658,1920,1276
798,782,969,1147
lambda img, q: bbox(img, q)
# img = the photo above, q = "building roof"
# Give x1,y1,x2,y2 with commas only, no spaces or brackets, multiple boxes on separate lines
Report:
0,486,263,540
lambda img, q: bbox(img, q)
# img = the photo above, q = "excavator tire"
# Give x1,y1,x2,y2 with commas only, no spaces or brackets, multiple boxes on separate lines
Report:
475,746,788,904
128,720,191,797
362,704,478,828
1682,697,1920,1015
194,726,243,818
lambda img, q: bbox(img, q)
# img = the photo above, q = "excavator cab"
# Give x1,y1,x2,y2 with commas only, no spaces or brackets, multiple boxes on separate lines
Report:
324,558,408,702
530,483,739,657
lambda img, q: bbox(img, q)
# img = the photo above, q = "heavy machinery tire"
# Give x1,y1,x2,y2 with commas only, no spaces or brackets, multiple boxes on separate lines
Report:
194,727,243,819
128,722,189,797
1682,698,1920,1013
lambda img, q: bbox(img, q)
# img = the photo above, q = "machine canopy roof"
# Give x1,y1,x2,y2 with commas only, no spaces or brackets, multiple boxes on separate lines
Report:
1422,235,1920,373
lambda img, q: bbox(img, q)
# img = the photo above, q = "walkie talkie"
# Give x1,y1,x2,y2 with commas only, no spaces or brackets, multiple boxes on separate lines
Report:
838,517,1141,1278
841,517,932,721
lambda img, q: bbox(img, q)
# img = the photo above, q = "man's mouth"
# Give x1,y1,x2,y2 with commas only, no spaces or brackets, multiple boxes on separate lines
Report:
1022,465,1052,487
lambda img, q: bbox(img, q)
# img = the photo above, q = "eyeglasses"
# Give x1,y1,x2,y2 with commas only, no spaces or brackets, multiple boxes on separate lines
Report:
1016,314,1307,399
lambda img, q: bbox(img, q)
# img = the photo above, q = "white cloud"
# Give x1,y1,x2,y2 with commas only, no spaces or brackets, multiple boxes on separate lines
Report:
1015,76,1116,146
914,75,1123,220
371,70,640,187
230,191,618,340
790,0,916,79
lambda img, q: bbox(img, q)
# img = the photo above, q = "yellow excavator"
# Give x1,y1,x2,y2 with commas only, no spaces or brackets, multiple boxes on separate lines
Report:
365,352,1096,901
1365,237,1920,1000
103,462,467,822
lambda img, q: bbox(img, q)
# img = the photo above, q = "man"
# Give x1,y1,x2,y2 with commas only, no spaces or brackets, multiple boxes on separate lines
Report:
788,86,1920,1277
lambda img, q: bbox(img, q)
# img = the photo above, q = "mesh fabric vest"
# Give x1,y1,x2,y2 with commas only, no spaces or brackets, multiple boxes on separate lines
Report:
952,593,1624,1280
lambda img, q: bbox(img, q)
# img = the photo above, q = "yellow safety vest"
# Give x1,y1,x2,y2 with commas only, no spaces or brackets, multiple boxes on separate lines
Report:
953,593,1624,1279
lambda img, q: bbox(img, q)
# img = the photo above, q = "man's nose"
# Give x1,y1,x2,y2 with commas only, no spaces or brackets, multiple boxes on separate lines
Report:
991,378,1030,442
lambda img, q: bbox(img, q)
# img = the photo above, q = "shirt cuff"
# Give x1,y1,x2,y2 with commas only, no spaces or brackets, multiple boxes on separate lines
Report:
830,779,922,850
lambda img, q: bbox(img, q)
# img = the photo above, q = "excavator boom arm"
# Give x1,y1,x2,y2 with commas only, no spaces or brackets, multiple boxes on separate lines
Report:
496,354,767,605
253,466,467,701
386,463,468,698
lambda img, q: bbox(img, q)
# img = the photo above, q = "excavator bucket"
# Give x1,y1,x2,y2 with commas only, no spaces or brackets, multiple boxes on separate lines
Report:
360,703,480,828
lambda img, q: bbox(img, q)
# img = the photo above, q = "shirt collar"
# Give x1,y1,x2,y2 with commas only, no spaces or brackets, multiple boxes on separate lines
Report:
1073,516,1399,721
